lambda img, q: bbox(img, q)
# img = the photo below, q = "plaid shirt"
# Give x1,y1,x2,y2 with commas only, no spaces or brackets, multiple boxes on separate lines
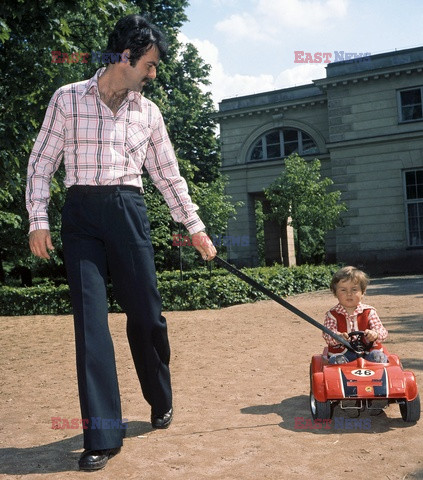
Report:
322,303,388,346
26,68,205,234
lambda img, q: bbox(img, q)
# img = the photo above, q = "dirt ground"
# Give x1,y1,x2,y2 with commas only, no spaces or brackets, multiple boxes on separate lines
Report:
1,275,422,480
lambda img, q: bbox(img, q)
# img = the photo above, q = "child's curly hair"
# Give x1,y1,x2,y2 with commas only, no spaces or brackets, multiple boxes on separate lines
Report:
330,266,370,294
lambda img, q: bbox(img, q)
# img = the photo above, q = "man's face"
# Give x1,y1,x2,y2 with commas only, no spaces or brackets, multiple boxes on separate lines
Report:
124,45,159,92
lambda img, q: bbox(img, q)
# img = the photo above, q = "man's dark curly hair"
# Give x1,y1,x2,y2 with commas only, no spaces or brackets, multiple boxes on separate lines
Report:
105,14,168,66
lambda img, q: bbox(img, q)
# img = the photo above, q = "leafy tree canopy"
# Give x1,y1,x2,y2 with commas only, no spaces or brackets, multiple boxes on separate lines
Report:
264,154,347,264
0,0,236,281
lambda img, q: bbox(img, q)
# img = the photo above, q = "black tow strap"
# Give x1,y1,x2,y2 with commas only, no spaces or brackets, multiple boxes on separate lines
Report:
213,256,355,353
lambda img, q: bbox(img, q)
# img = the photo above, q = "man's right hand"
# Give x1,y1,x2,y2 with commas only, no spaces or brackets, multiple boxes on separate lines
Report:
29,229,55,259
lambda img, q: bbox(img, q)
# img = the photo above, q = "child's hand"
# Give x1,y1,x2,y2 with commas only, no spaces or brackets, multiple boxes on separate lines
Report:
364,329,378,342
340,332,349,340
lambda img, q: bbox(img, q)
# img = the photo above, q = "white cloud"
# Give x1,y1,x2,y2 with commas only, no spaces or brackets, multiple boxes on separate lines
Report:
257,0,348,29
211,0,240,7
215,13,274,42
179,33,331,107
179,33,275,105
216,0,349,40
275,63,326,89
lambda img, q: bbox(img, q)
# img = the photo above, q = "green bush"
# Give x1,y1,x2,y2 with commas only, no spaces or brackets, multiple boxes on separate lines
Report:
0,284,72,316
0,264,339,316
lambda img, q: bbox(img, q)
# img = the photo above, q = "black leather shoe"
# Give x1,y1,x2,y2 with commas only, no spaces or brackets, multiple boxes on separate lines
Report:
151,407,173,429
78,447,121,471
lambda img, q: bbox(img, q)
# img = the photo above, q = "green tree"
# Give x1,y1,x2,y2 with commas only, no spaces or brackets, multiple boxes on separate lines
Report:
0,0,236,280
144,157,240,271
0,0,129,283
264,154,347,264
254,200,265,266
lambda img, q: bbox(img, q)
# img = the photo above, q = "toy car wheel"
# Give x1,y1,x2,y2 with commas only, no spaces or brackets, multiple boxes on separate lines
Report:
400,394,421,422
310,391,332,421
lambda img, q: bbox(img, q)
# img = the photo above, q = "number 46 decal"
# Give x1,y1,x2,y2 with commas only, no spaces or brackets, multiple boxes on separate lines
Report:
351,369,375,377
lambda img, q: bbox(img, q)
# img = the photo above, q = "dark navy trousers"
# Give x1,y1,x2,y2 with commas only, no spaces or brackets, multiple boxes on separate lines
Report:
61,185,172,450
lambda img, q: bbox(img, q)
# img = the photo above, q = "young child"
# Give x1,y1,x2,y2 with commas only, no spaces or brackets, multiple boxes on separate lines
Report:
323,266,388,364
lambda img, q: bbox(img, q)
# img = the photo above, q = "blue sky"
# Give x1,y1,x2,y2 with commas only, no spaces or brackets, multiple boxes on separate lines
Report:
179,0,423,106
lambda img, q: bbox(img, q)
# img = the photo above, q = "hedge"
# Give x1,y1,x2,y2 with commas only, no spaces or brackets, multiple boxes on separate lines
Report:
0,264,339,316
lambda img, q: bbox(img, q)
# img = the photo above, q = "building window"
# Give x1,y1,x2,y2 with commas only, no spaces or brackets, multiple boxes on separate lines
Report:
398,87,423,122
249,128,318,162
404,169,423,246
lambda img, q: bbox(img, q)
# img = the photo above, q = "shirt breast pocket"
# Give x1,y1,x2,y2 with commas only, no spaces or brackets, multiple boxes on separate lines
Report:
125,123,151,157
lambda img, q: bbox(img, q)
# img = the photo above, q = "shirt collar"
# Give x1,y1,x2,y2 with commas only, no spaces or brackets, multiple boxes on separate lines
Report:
335,302,364,316
81,68,105,97
81,67,143,106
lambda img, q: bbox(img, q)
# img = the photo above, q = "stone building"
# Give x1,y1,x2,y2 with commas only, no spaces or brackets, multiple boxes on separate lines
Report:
215,47,423,274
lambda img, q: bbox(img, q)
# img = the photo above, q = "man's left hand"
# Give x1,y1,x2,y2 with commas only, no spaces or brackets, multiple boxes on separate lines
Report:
191,231,217,261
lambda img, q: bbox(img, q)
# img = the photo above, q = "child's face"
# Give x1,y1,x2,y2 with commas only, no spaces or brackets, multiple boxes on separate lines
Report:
335,279,364,312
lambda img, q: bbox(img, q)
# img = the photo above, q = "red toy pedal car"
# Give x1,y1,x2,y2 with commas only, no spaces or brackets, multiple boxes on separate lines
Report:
310,331,420,422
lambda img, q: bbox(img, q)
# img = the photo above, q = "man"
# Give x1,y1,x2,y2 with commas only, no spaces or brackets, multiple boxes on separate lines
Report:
26,14,216,471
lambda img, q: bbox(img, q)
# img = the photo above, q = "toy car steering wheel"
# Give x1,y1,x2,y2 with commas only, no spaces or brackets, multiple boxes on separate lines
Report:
348,330,374,356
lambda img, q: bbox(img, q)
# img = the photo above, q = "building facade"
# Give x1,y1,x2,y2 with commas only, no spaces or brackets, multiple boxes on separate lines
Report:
216,47,423,274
